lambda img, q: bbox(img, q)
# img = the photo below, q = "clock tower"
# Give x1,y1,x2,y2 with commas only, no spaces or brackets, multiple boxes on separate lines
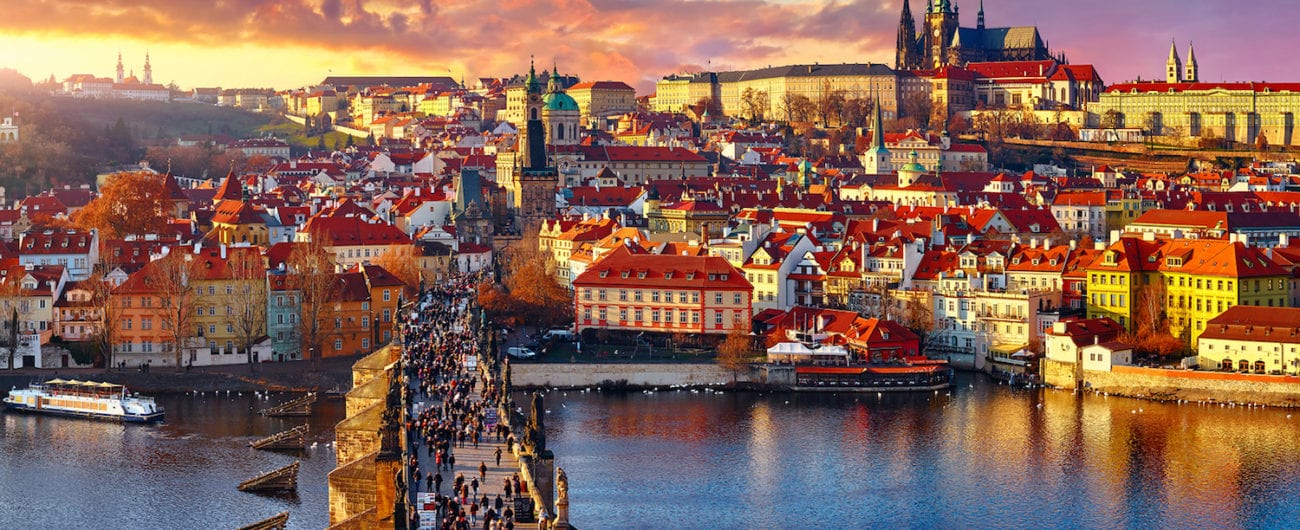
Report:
923,0,960,68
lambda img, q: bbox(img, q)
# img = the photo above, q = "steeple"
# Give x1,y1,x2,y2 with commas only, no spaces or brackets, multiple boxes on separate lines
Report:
143,51,152,85
525,56,541,95
977,0,984,29
862,95,892,175
1166,39,1182,83
1184,42,1199,83
896,0,918,69
115,51,124,84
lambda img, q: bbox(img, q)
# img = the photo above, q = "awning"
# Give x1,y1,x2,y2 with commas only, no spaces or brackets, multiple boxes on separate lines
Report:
766,342,848,358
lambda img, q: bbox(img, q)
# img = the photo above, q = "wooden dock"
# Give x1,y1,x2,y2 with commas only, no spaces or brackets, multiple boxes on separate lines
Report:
257,393,316,417
249,425,308,451
236,511,289,530
238,461,300,493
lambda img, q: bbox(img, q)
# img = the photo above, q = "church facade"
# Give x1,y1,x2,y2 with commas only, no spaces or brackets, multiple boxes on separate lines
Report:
896,0,1056,70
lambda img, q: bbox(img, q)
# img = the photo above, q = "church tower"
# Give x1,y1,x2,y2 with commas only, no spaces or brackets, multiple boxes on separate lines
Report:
895,0,919,70
115,52,124,84
924,0,961,68
861,98,892,175
542,66,581,147
977,0,985,30
143,52,153,85
516,57,559,234
1184,42,1199,83
1166,39,1183,83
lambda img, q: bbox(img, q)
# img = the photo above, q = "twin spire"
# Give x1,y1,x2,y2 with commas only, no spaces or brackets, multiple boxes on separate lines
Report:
1166,39,1199,83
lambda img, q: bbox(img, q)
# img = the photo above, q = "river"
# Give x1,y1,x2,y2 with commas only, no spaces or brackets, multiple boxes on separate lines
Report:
539,372,1300,529
0,392,342,529
4,374,1300,529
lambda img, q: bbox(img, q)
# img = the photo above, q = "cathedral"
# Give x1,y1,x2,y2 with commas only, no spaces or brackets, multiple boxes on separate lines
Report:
895,0,1057,70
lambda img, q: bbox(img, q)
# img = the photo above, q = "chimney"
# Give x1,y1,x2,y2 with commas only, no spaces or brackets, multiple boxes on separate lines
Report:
1069,239,1077,251
1109,230,1120,245
220,244,227,260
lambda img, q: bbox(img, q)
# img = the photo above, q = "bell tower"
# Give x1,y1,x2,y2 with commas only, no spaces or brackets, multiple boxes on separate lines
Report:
516,56,559,234
1166,39,1183,83
924,0,960,68
1184,42,1199,83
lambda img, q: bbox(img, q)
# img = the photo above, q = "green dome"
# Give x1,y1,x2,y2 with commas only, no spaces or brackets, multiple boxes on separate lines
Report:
544,91,580,111
901,150,926,172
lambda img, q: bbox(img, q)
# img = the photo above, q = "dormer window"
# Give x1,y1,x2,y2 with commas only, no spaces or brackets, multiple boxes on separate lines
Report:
1049,259,1058,266
621,271,629,279
720,274,728,281
664,272,673,279
1103,251,1116,265
599,270,608,278
637,271,647,279
1166,257,1182,267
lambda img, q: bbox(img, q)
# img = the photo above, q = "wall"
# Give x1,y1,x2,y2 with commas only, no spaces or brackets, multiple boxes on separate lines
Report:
1043,359,1300,406
511,362,753,388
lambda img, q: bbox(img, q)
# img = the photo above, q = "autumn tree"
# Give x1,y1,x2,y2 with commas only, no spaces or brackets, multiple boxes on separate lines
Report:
73,171,174,239
220,248,268,366
752,90,770,122
145,249,201,371
716,321,755,383
1256,131,1269,153
479,231,572,329
288,239,341,362
84,272,118,369
899,92,933,131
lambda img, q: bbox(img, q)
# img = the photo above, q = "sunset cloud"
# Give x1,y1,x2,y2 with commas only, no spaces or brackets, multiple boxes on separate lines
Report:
0,0,1295,93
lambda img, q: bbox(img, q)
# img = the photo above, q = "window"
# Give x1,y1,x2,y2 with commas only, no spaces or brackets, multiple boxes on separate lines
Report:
733,293,742,304
123,319,132,330
335,317,342,329
652,310,660,322
619,309,628,321
583,307,592,321
209,324,216,335
678,292,688,303
583,289,592,301
362,317,370,329
619,290,627,301
383,309,391,322
634,291,643,302
634,309,643,321
679,311,687,323
691,292,699,303
715,312,723,324
334,339,343,351
226,324,233,333
362,338,370,349
598,290,607,301
715,293,723,304
598,308,607,321
383,289,391,302
651,291,660,303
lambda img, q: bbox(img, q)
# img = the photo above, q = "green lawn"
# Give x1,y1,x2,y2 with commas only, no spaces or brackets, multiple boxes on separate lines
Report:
62,97,272,139
257,122,355,151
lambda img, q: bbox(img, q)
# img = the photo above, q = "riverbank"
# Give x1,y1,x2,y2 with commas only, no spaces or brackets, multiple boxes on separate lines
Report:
511,361,747,390
0,356,359,394
1043,359,1300,408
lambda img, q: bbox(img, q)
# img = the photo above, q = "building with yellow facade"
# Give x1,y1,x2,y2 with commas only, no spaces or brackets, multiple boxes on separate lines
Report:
653,64,900,120
1085,235,1290,347
567,81,636,125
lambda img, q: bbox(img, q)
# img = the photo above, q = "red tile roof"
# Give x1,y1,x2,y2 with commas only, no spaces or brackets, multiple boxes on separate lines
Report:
574,247,751,290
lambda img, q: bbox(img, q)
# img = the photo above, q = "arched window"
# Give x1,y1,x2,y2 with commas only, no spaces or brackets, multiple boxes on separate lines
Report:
556,124,564,140
530,108,539,120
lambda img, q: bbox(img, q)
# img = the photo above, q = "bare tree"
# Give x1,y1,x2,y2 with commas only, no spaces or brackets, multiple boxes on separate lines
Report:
288,239,341,363
716,320,754,384
220,248,268,367
146,249,201,371
753,90,770,122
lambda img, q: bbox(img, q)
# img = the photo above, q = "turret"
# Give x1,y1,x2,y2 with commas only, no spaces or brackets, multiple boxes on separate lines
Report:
1166,39,1183,83
1184,42,1199,83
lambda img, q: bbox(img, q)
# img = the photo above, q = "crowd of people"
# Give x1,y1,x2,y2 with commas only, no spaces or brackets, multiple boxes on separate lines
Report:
400,272,527,530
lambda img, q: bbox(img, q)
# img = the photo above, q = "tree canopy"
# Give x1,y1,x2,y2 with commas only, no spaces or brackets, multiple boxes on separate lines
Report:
72,171,175,238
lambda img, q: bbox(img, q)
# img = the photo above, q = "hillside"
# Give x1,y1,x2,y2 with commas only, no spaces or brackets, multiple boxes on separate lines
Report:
55,96,272,140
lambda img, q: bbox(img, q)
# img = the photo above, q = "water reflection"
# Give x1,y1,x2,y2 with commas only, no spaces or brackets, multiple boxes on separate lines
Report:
0,393,341,529
540,374,1300,529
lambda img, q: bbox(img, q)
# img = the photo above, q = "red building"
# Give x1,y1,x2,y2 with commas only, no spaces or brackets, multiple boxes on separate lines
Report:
572,247,753,337
755,306,922,364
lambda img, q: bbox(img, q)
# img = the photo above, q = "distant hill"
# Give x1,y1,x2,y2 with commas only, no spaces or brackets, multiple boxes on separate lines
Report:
54,97,272,140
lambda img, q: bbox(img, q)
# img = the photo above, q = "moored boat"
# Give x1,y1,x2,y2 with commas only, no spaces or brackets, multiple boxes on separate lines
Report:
3,379,164,423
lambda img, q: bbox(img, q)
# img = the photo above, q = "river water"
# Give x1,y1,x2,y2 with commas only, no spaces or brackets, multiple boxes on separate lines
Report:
0,392,342,529
4,374,1300,529
539,372,1300,529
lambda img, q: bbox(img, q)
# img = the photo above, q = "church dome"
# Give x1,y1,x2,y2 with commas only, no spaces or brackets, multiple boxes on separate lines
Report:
544,91,580,112
901,150,926,172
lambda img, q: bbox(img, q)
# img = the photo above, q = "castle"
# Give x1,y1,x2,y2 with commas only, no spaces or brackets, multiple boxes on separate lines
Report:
895,0,1059,70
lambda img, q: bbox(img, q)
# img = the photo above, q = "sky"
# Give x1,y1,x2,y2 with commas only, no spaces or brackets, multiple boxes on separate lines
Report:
2,0,1297,94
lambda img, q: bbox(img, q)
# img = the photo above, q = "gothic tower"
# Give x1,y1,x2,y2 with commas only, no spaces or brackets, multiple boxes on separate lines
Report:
1166,39,1183,83
977,0,985,30
143,52,153,85
1184,42,1199,83
516,58,559,234
895,0,919,70
115,52,124,84
923,0,961,68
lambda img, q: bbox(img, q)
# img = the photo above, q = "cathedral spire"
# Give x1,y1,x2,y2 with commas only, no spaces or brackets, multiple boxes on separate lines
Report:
1166,39,1183,83
143,51,153,85
977,0,984,29
1185,41,1199,83
115,51,124,84
896,0,918,69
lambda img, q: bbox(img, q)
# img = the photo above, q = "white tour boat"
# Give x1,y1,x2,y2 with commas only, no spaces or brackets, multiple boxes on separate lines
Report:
3,379,164,423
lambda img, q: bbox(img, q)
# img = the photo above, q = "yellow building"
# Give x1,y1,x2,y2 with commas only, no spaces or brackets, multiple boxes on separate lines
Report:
210,200,269,246
651,73,719,113
567,81,636,125
1090,80,1300,147
1197,305,1300,374
1086,236,1290,346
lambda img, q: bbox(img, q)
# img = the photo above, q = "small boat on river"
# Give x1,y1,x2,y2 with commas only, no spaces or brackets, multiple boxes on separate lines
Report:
3,379,164,423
